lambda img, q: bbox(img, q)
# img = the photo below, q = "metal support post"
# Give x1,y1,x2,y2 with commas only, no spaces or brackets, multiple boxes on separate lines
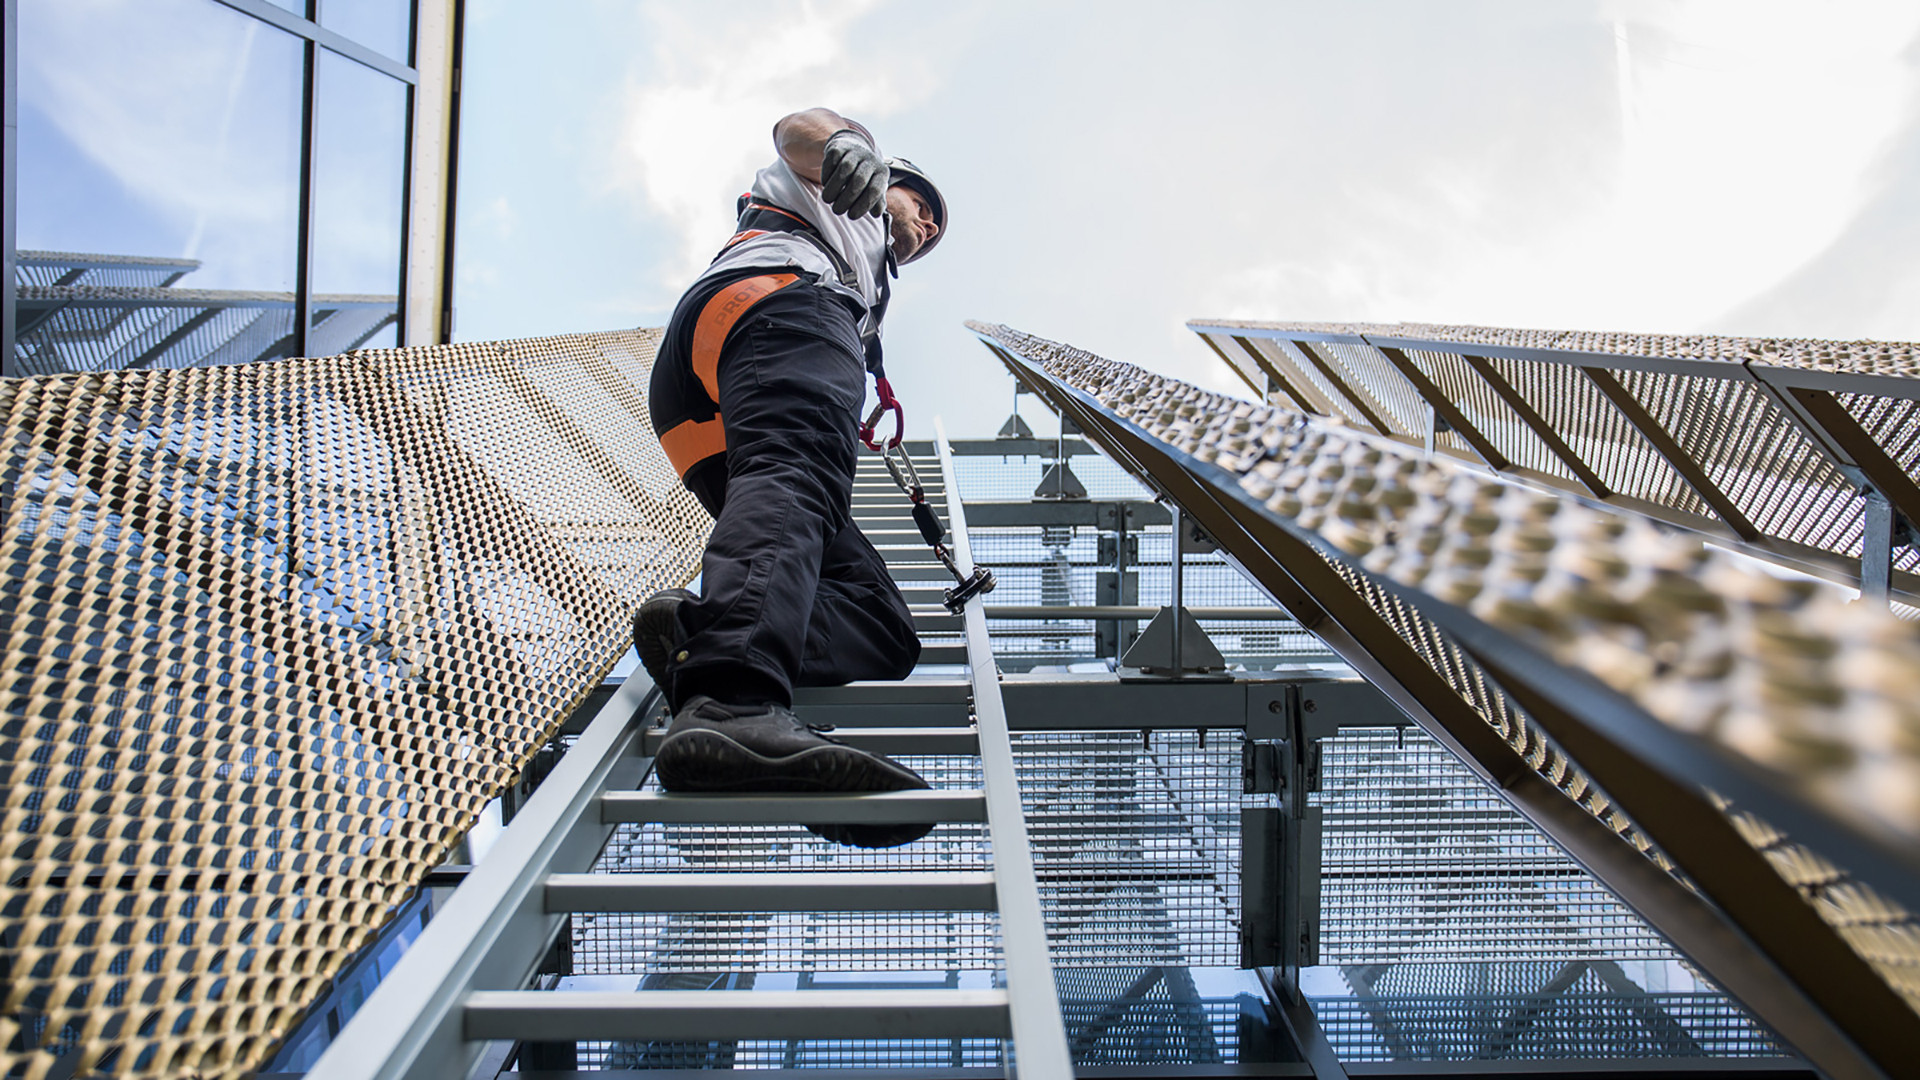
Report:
1861,490,1906,606
1170,501,1185,673
1096,505,1140,661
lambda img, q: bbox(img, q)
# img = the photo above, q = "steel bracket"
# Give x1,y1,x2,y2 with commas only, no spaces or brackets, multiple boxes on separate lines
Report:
1242,739,1285,794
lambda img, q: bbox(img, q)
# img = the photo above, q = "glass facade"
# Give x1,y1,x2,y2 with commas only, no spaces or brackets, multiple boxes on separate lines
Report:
5,0,429,377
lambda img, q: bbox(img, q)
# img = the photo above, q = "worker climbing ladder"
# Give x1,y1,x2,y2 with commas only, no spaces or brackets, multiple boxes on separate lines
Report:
307,424,1073,1080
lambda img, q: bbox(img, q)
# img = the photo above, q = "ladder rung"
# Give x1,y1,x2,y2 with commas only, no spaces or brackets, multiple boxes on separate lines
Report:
792,694,972,728
825,725,980,754
913,611,964,632
641,723,978,754
464,989,1013,1041
880,545,940,563
889,565,956,581
601,789,986,824
544,871,998,913
917,643,969,664
795,680,971,705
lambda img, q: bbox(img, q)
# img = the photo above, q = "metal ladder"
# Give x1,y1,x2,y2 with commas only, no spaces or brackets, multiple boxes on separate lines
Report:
309,422,1073,1079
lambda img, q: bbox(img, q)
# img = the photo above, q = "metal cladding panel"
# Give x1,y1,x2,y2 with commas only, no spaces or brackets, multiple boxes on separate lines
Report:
0,328,708,1078
1190,318,1920,597
976,319,1920,1074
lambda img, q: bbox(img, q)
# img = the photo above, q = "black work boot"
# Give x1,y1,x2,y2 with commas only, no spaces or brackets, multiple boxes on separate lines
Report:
633,588,696,689
653,695,934,848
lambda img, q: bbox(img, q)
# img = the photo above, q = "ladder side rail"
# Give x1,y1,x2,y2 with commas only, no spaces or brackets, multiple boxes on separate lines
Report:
933,418,1076,1080
307,673,660,1080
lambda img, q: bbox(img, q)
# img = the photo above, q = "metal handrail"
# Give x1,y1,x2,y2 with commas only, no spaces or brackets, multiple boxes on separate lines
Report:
306,676,660,1080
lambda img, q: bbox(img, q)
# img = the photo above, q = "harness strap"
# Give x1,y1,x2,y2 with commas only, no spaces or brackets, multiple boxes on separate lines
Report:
659,272,799,477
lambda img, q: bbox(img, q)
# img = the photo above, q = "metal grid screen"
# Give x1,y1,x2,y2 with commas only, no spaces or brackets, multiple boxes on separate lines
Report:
1311,962,1788,1061
2,328,709,1078
1316,728,1675,963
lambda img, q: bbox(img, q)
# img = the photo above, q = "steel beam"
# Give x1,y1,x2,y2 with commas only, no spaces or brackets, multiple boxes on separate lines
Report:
790,673,1393,734
961,499,1169,528
984,340,1897,1080
1376,347,1512,472
983,604,1296,620
934,417,1075,1080
306,674,658,1080
1458,352,1612,498
929,437,1098,458
1229,334,1322,414
1776,385,1920,539
1579,367,1762,540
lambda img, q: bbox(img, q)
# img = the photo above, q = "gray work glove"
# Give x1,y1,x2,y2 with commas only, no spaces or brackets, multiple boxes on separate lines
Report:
820,129,887,219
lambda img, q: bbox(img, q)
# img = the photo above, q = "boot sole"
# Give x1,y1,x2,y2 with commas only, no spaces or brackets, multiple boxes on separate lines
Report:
653,729,934,848
634,589,694,688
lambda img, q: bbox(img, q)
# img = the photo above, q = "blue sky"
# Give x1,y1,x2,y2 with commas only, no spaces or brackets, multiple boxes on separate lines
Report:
21,2,1920,439
453,1,1920,437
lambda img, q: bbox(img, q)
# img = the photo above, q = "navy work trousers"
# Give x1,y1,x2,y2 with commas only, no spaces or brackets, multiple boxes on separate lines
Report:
663,282,920,710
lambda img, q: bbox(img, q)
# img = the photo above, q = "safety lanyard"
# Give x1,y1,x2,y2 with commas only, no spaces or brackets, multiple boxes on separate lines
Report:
872,425,995,614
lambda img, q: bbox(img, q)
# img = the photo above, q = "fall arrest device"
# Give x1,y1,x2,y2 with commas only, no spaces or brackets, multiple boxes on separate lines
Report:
859,377,996,614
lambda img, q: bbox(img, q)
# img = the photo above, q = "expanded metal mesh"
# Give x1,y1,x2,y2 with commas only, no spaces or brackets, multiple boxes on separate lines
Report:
1267,340,1371,431
2,328,708,1078
1311,962,1789,1061
1319,343,1432,441
1194,319,1920,586
1317,729,1674,963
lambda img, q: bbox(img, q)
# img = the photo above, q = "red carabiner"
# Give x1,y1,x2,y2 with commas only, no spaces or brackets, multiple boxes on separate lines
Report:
859,376,905,451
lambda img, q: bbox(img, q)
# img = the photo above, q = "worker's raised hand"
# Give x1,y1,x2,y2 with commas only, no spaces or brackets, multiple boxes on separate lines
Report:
820,129,887,219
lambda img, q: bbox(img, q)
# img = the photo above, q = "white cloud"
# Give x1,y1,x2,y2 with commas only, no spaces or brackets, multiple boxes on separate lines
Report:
608,0,949,287
1203,1,1920,338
